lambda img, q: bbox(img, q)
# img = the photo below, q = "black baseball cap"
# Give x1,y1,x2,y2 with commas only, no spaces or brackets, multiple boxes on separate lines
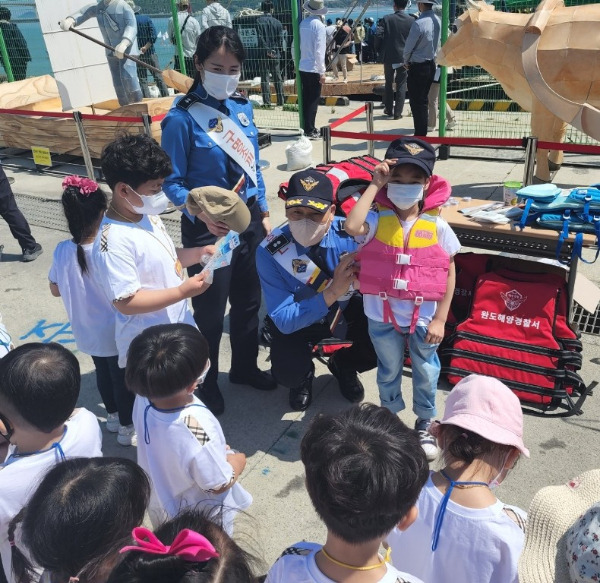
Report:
284,169,334,214
385,137,436,177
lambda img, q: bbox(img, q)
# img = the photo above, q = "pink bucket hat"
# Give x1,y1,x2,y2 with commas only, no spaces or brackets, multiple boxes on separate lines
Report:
430,374,530,457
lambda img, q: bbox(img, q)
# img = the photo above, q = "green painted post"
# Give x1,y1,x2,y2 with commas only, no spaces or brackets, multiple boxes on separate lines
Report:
171,0,187,77
291,0,304,130
439,0,449,139
0,26,14,82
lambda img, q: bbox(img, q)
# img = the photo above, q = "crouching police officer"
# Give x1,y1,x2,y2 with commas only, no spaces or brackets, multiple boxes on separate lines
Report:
256,169,377,411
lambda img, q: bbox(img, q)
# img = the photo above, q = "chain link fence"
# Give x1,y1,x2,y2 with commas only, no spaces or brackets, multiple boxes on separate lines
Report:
0,0,299,129
441,0,599,146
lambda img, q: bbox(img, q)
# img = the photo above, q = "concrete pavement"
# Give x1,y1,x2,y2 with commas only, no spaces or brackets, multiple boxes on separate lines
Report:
1,102,599,567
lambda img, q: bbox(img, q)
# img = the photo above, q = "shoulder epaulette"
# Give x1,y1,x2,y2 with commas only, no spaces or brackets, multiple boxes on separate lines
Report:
279,546,312,558
100,223,111,252
265,232,291,255
176,93,201,111
183,414,210,445
230,91,248,102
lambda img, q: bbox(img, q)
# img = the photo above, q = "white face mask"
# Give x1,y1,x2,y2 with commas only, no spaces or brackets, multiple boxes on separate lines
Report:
289,216,331,247
387,183,424,210
126,187,170,216
488,451,515,489
202,69,241,100
198,359,211,385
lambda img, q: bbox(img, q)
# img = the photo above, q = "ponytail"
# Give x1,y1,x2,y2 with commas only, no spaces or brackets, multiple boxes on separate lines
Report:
60,179,108,274
8,509,35,583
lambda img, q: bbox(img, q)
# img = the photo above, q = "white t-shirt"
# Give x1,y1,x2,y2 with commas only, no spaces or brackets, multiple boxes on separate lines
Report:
91,214,196,368
49,240,117,357
0,408,102,583
266,541,424,583
133,395,252,535
387,473,526,583
358,211,461,326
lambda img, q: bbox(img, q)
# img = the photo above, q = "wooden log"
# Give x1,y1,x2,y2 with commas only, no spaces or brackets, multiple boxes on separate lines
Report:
0,75,61,110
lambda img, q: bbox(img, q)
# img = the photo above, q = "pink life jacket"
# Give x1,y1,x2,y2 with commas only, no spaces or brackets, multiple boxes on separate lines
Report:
357,176,452,332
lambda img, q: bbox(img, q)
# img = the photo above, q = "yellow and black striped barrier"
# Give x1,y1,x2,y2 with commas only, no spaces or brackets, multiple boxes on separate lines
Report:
446,99,525,112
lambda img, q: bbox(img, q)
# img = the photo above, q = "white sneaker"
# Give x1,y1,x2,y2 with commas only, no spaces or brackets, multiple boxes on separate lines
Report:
415,418,439,462
427,125,436,132
117,424,137,447
106,412,119,433
446,119,457,130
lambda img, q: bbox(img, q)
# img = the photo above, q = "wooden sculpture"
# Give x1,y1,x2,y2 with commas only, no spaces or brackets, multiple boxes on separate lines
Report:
437,0,600,182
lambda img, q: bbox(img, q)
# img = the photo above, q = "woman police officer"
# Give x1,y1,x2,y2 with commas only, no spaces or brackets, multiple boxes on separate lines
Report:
161,26,275,415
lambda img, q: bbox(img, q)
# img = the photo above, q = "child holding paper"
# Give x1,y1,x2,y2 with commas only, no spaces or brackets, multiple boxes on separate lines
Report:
92,135,214,443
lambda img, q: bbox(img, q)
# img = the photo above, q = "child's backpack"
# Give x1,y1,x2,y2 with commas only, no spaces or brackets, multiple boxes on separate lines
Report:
517,183,600,263
441,268,589,416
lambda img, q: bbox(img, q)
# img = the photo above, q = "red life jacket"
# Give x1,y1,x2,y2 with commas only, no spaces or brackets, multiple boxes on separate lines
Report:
357,178,452,332
442,268,588,416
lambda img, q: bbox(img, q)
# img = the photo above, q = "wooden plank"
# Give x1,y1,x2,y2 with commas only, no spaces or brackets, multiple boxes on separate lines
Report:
0,75,61,110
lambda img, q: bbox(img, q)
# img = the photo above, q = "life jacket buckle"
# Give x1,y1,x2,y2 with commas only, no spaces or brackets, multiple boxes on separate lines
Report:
392,279,408,291
396,253,411,265
379,291,388,300
414,296,424,306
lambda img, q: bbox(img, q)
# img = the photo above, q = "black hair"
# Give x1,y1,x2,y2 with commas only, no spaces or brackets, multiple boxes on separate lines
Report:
0,7,11,20
0,343,79,432
438,424,515,467
9,457,150,583
125,324,209,399
61,182,108,274
347,18,353,24
190,26,246,93
301,404,429,544
100,133,172,191
395,0,409,8
108,508,259,583
260,0,273,12
326,18,332,25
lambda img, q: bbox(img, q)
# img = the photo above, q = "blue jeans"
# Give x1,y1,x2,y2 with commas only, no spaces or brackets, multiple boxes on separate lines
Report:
367,319,440,418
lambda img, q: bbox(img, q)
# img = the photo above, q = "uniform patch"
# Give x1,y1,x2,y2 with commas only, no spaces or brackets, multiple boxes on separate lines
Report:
405,142,425,156
100,223,111,252
266,233,290,255
208,116,224,133
280,546,312,558
300,176,319,192
183,415,210,445
237,112,250,127
292,259,308,273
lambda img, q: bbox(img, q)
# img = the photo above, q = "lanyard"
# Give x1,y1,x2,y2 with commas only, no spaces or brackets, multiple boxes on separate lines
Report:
2,427,67,467
143,402,208,445
431,470,489,551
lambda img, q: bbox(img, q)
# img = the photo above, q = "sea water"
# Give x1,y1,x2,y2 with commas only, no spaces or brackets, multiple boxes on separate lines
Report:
3,9,398,79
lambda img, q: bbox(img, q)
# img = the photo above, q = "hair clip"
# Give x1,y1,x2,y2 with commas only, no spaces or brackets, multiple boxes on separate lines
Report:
460,432,469,439
68,578,79,583
120,527,219,563
62,175,99,196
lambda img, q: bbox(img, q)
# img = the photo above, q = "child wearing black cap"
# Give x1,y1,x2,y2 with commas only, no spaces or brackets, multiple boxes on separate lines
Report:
345,137,460,461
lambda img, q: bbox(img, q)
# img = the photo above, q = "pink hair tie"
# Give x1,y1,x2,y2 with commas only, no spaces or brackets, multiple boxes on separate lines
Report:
9,540,15,547
120,527,219,563
62,175,99,196
68,578,79,583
